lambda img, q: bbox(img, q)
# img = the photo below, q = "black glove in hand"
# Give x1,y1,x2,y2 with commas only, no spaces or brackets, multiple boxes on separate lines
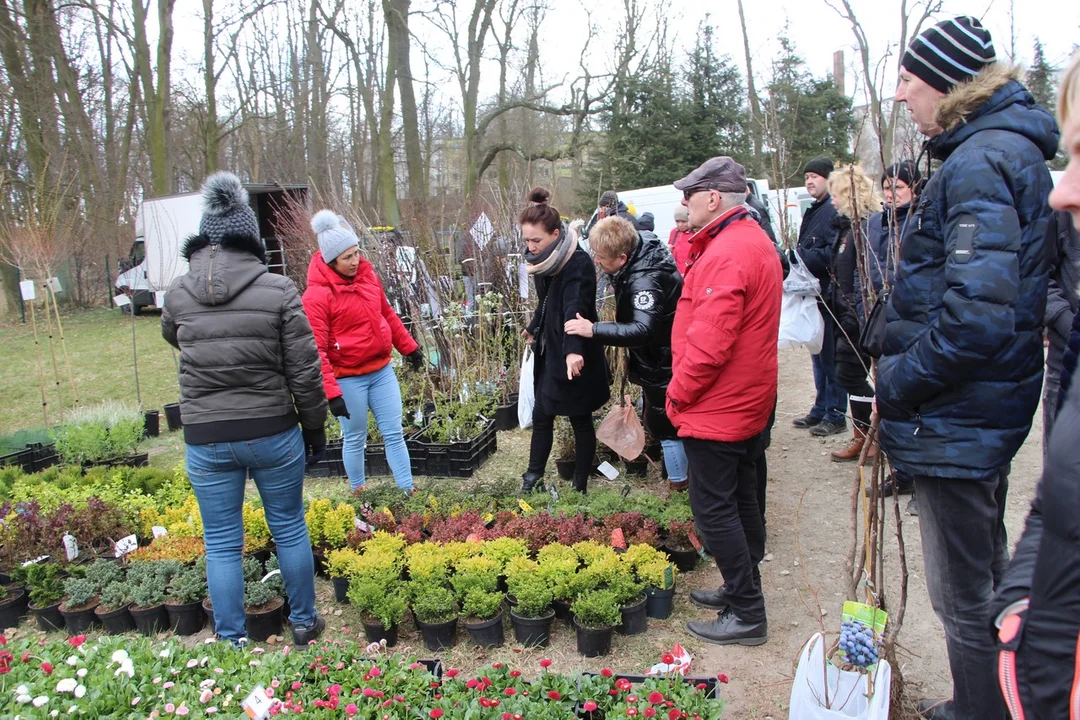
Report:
406,348,425,371
328,396,350,419
303,428,327,468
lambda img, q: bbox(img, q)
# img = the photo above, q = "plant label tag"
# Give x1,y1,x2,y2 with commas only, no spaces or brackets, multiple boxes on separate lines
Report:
597,461,619,479
45,277,62,292
62,533,79,562
152,526,168,539
517,499,533,513
114,534,138,557
548,484,560,503
688,530,709,560
663,564,675,590
21,554,49,567
113,293,131,307
261,569,281,583
465,533,482,543
19,280,36,301
242,685,273,719
381,507,394,523
621,483,632,498
354,517,372,533
610,528,627,549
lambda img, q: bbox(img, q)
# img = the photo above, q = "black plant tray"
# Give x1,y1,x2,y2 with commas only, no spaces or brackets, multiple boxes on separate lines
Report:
580,672,720,700
0,443,59,473
407,422,495,478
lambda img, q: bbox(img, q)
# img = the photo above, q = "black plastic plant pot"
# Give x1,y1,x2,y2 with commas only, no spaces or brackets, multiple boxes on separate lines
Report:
645,587,675,620
555,459,575,480
166,600,206,636
0,572,11,585
464,610,505,648
509,608,554,648
245,598,284,642
494,401,518,431
553,598,573,625
96,604,136,635
662,541,700,572
362,619,399,648
416,617,458,651
30,601,64,632
624,459,648,477
332,577,350,603
59,599,100,635
130,604,169,636
163,402,183,431
617,596,648,636
0,587,27,629
143,410,160,438
573,617,614,658
202,597,216,634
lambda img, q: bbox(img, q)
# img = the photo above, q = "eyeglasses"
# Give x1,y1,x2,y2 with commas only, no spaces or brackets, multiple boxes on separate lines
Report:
682,187,715,201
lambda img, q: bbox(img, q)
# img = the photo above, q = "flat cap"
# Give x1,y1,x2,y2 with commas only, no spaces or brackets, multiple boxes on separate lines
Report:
673,157,746,193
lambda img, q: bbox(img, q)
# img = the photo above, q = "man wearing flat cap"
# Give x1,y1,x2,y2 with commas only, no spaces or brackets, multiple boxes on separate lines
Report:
665,156,783,646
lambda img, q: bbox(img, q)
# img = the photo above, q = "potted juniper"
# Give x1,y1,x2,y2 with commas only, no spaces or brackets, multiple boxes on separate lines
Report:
452,555,504,648
244,560,284,642
505,558,555,647
0,576,28,630
571,588,621,657
410,582,459,651
14,563,65,631
58,576,100,634
95,580,136,635
348,580,408,648
166,562,207,635
129,560,181,636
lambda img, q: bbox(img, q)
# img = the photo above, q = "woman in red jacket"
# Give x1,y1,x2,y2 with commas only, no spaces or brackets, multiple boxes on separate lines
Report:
302,210,425,492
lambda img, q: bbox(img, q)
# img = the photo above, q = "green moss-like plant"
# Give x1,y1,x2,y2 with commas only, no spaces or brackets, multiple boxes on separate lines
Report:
61,577,98,609
462,589,503,621
571,589,621,629
410,583,458,624
348,580,409,628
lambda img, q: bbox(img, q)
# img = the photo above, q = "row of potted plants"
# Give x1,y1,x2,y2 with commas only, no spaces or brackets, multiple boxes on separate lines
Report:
326,534,681,658
0,633,726,718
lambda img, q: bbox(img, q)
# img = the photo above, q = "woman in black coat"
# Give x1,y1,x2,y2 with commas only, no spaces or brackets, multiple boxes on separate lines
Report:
521,187,609,493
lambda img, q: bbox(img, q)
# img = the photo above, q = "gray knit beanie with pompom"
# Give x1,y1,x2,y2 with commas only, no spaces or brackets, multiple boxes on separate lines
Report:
311,210,360,263
198,172,261,244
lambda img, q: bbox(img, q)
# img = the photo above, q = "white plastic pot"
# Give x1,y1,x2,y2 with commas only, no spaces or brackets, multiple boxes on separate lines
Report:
789,632,891,719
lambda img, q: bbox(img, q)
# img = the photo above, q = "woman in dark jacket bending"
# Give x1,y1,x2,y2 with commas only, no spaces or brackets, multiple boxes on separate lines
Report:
521,187,610,493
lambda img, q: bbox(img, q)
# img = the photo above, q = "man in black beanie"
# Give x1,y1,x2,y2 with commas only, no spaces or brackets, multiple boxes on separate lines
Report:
879,15,1058,720
790,155,847,437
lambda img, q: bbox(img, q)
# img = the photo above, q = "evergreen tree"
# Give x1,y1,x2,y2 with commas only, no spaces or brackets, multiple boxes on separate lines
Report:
1027,39,1057,116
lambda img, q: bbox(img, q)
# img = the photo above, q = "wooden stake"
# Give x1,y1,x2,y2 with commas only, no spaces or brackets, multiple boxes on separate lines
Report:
45,283,79,408
41,291,64,423
29,299,49,427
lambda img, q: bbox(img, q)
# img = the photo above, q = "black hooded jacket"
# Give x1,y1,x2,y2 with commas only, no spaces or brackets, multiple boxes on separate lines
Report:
592,233,683,390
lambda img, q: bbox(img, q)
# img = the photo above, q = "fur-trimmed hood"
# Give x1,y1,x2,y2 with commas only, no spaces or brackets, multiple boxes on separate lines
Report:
930,62,1059,161
178,233,268,306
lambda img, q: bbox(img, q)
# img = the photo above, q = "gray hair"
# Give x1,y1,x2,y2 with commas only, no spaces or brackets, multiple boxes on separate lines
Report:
718,192,746,212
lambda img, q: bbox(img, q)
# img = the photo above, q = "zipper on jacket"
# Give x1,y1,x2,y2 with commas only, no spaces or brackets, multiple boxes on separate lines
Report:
913,413,922,436
207,244,218,306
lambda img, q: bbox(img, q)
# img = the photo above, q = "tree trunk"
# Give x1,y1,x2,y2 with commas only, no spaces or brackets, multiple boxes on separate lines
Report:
133,0,177,196
385,0,426,205
203,0,219,176
737,0,764,177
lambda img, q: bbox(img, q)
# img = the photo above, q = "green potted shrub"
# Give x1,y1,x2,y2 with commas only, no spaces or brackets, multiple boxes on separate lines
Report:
58,576,99,634
94,579,135,634
410,582,459,650
505,558,554,647
326,548,362,603
662,519,700,571
639,557,678,620
347,579,408,647
165,563,207,635
571,589,621,657
451,555,504,648
608,562,647,636
53,401,146,468
14,563,65,631
244,577,284,642
0,575,28,630
128,560,181,636
537,544,580,624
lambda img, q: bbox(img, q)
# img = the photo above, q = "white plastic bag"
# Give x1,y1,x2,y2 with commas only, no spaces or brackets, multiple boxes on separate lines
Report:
517,348,535,429
789,633,891,720
779,291,825,354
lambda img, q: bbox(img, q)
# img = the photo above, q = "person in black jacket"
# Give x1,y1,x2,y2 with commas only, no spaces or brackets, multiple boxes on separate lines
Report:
744,187,777,243
521,187,610,493
1042,209,1080,442
564,216,686,492
790,156,847,437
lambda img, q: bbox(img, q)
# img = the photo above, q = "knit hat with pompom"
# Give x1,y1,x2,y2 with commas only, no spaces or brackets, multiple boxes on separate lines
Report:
199,172,260,244
311,210,360,264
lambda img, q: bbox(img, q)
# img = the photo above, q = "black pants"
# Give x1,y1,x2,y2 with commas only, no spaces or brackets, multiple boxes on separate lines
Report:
756,404,776,541
528,409,596,490
685,433,768,623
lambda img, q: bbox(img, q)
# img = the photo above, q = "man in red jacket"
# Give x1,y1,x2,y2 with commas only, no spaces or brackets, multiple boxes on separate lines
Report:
667,157,783,646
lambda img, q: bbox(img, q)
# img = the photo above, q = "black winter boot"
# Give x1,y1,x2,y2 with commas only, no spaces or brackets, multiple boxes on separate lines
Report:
521,471,545,493
572,472,588,494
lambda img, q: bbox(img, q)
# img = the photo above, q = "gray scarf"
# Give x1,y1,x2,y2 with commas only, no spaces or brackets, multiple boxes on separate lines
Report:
525,222,575,277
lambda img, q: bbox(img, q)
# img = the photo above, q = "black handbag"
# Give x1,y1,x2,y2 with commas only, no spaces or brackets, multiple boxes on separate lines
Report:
858,288,890,358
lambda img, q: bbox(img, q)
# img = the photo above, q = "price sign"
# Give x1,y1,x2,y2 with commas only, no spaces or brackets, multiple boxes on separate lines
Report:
517,499,534,513
354,517,372,533
242,685,273,719
62,533,79,562
114,534,138,558
19,280,35,301
610,528,627,550
596,461,619,480
152,526,168,539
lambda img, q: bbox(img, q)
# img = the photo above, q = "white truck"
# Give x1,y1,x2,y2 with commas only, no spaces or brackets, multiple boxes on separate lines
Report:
115,184,308,314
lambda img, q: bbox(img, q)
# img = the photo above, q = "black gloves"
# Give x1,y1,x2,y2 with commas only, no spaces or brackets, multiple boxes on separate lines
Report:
406,349,425,371
303,427,327,468
328,396,351,419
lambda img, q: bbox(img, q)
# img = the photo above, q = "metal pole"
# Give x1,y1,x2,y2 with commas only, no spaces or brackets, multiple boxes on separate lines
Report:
17,266,25,324
105,253,112,307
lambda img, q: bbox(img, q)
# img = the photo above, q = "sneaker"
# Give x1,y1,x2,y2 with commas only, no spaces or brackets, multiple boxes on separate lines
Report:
689,586,729,611
906,496,919,516
809,419,847,436
686,607,767,646
792,414,823,429
292,614,325,648
878,473,915,497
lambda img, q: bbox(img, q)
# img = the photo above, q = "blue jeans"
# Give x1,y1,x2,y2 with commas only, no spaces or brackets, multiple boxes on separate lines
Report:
661,439,687,483
810,313,848,424
185,427,317,642
338,364,414,492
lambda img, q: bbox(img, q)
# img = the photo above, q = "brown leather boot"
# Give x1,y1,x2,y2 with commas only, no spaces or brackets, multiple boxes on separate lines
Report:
669,479,688,493
830,428,865,462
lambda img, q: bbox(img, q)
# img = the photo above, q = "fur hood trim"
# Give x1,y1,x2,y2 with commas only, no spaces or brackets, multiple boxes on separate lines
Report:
935,63,1023,132
182,233,267,264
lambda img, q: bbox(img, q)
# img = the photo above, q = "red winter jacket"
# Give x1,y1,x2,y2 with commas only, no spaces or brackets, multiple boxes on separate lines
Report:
668,228,693,275
667,207,783,442
302,252,419,400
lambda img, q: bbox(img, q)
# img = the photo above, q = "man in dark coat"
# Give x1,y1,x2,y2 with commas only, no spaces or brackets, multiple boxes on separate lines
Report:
565,216,686,491
790,156,847,437
744,187,777,243
583,190,640,240
1041,210,1080,441
879,16,1058,719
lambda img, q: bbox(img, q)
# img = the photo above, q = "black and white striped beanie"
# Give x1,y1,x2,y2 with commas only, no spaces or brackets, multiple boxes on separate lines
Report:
901,16,996,94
